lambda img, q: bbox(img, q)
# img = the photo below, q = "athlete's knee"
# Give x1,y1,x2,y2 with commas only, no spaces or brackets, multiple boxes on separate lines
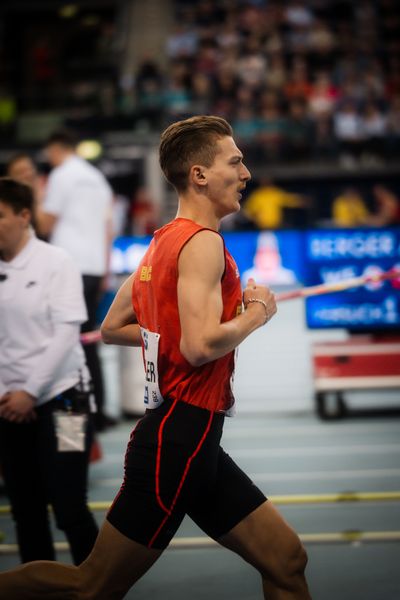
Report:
261,535,308,589
287,538,308,576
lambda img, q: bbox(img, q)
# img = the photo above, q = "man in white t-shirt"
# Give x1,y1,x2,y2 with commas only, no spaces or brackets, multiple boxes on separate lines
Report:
35,131,114,430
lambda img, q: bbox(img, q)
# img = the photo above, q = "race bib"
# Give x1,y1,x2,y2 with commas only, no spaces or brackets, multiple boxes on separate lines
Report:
141,327,164,409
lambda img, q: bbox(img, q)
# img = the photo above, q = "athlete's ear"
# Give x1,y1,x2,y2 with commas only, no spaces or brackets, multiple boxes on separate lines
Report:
190,165,207,187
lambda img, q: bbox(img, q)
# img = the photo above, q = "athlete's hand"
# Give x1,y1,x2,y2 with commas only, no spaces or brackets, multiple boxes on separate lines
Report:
0,390,37,423
243,278,277,325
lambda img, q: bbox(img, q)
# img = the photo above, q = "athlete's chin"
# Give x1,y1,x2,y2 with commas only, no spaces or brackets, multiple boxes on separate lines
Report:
232,199,241,213
221,203,240,219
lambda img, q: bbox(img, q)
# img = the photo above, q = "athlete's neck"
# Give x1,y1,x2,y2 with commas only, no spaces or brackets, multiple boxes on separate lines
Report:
175,196,221,231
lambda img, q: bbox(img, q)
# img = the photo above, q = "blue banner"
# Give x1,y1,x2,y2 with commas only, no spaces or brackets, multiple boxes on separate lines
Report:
110,227,400,331
112,230,305,287
304,228,400,330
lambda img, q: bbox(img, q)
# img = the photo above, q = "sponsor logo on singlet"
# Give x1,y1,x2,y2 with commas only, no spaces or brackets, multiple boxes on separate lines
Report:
140,265,152,281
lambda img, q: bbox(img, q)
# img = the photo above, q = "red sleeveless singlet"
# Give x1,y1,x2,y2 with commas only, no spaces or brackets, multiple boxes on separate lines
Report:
132,218,242,413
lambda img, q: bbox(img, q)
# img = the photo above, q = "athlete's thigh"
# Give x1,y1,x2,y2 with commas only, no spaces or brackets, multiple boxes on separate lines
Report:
106,406,187,550
80,520,162,599
187,447,266,541
107,399,216,551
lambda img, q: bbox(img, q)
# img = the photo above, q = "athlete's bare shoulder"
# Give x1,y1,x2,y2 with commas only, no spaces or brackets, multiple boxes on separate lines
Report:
179,229,225,280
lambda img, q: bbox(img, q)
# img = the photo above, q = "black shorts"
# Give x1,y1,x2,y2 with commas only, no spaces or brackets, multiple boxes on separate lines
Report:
107,398,266,550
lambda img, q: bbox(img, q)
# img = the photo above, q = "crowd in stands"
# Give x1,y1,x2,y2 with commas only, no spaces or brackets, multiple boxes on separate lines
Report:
131,0,400,165
1,1,400,232
1,1,399,168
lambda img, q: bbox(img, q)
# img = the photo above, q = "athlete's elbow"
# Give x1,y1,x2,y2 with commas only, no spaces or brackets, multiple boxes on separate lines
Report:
100,323,114,344
180,340,211,367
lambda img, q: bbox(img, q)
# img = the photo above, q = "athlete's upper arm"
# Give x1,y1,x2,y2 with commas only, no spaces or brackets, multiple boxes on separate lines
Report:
177,230,225,366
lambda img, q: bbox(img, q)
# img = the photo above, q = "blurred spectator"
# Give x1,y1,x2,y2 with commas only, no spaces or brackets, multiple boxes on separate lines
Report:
308,18,336,58
137,78,164,127
331,187,370,227
286,25,311,56
35,130,114,432
362,64,386,102
194,39,219,77
232,106,259,144
188,73,213,115
285,98,314,160
212,69,238,118
283,58,312,101
238,2,266,35
236,37,267,89
360,100,387,162
135,57,164,126
216,15,242,50
243,177,308,229
264,28,285,55
166,24,198,59
313,115,336,160
367,185,400,226
232,106,260,162
264,52,287,91
284,1,314,29
386,94,400,156
6,154,47,228
308,72,338,119
333,100,364,166
163,61,191,119
256,92,287,162
130,187,159,236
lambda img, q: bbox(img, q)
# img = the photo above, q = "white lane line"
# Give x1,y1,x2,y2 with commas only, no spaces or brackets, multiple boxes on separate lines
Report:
91,468,400,488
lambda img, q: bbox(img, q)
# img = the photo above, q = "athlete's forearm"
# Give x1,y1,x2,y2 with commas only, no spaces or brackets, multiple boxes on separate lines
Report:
181,302,267,366
101,323,142,346
101,273,139,346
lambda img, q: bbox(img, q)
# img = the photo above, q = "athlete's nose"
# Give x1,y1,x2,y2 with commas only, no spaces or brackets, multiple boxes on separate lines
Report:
241,162,251,182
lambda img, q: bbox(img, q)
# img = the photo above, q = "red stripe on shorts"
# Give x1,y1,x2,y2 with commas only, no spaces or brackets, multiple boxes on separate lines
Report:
154,398,179,514
149,407,214,548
